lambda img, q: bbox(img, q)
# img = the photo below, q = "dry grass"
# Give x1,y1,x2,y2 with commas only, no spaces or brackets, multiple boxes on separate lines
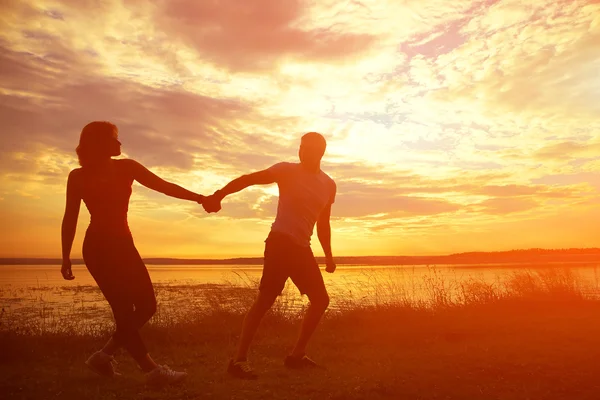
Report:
2,267,600,399
1,267,598,336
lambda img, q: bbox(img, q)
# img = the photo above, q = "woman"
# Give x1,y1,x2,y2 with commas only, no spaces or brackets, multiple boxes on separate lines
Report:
61,121,203,386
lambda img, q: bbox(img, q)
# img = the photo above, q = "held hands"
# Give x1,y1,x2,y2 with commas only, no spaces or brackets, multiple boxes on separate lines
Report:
325,255,336,273
61,259,75,280
202,191,223,213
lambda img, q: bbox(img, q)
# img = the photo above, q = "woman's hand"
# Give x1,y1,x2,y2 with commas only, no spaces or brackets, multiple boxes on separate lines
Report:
61,259,75,280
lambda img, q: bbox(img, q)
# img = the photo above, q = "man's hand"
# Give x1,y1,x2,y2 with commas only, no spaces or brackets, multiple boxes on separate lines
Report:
325,256,336,273
61,260,75,280
202,194,222,213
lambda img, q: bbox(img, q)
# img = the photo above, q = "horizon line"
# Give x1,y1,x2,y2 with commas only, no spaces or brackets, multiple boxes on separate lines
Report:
2,247,600,262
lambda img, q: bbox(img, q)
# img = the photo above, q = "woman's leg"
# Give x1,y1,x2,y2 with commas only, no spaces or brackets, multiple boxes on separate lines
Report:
110,236,159,371
119,237,187,384
127,244,157,330
84,232,155,370
82,232,132,375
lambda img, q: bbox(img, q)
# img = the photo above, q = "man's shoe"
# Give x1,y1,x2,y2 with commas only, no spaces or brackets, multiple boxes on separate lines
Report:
227,359,258,380
146,365,187,387
284,354,318,369
85,351,120,377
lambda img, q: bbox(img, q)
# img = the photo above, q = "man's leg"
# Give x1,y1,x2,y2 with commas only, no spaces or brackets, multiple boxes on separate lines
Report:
235,290,279,361
234,233,288,362
290,289,329,358
289,250,330,360
101,337,120,356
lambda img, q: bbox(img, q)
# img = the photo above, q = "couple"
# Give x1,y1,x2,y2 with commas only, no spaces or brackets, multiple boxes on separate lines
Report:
61,121,337,386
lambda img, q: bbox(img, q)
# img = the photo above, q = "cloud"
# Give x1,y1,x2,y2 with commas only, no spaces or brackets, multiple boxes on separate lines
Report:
431,0,600,119
335,194,462,218
476,184,580,198
0,43,285,174
476,197,539,214
534,141,600,162
148,0,378,72
1,0,600,257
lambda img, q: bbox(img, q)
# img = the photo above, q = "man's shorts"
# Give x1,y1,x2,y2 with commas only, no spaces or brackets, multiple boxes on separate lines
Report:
259,231,327,298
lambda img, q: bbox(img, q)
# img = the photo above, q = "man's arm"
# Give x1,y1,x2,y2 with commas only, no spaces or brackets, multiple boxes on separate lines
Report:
214,169,276,200
204,169,276,212
317,203,333,258
317,203,336,273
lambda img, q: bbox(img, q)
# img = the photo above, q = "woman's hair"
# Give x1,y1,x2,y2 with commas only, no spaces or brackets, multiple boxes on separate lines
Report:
76,121,118,168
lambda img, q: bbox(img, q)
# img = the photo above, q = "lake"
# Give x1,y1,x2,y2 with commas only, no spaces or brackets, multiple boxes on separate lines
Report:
2,264,599,333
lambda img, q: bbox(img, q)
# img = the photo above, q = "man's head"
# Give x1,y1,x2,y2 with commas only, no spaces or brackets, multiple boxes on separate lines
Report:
299,132,326,168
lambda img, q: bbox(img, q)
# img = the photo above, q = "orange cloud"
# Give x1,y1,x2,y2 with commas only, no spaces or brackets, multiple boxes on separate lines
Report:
149,0,378,72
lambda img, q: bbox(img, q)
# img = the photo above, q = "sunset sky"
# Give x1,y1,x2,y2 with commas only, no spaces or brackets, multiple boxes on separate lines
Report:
1,0,599,258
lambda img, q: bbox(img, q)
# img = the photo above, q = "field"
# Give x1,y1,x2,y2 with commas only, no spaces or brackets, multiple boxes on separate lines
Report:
2,268,600,400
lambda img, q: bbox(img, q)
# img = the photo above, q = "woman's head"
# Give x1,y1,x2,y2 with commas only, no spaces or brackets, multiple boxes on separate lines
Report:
76,121,121,168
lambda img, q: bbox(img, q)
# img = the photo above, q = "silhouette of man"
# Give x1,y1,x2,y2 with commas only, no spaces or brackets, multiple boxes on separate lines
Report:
203,132,337,379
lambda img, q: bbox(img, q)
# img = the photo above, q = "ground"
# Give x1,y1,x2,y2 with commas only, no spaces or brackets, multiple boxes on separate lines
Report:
2,299,600,400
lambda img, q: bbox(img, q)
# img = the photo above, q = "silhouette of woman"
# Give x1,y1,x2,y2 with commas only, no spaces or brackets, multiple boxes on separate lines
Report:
60,121,202,386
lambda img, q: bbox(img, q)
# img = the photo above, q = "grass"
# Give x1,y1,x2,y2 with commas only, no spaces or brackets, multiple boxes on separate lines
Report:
2,267,600,399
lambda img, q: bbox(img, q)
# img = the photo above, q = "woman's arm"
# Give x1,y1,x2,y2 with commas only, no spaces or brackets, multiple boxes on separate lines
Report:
61,170,81,280
126,159,204,203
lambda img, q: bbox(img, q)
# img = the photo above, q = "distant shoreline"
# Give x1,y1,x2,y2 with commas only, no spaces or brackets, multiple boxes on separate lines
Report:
2,248,600,266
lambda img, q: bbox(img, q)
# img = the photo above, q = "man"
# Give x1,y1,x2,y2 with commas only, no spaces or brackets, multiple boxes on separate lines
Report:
202,132,337,379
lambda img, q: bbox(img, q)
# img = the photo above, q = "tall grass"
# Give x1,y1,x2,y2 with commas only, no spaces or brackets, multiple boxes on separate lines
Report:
1,267,598,337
